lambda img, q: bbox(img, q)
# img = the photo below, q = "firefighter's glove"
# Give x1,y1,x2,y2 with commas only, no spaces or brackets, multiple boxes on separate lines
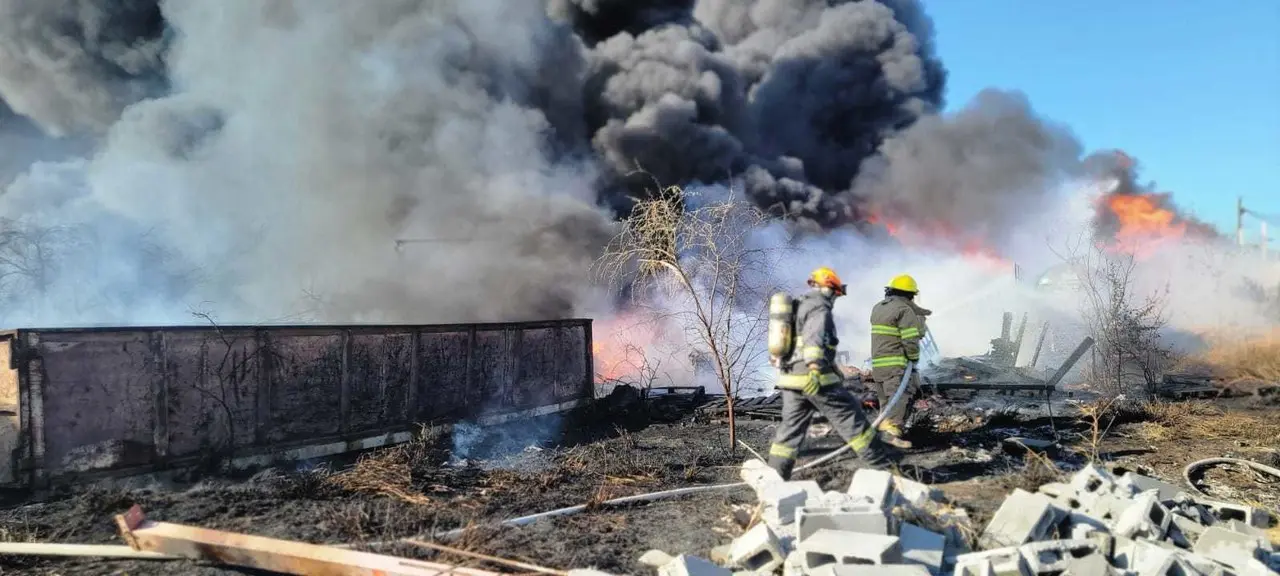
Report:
802,369,822,396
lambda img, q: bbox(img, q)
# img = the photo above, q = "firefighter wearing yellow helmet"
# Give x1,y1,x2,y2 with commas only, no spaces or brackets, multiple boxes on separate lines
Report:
766,267,895,480
868,274,931,449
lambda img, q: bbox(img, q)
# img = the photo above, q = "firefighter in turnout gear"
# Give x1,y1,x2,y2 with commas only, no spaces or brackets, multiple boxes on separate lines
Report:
869,274,927,449
766,267,896,480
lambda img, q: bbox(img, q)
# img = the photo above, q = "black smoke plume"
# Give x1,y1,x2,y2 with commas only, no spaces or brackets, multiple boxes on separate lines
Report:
0,0,1121,326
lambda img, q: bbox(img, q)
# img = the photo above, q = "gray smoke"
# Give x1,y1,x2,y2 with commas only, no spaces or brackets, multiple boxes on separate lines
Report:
0,0,1096,327
0,0,167,137
853,89,1084,246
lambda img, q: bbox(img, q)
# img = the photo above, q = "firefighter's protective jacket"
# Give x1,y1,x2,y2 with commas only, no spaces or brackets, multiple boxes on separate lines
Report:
908,301,932,338
777,291,843,390
869,295,922,371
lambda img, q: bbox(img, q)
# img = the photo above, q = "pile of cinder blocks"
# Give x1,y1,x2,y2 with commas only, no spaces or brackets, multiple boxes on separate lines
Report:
637,461,1279,576
959,464,1279,576
643,460,976,575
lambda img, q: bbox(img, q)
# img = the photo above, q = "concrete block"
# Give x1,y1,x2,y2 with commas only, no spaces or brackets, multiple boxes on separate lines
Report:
1113,491,1171,540
1222,520,1272,551
1118,471,1182,503
808,566,931,575
1015,539,1099,574
1113,538,1199,576
1062,553,1119,575
740,459,784,496
1072,491,1132,523
1065,510,1109,535
1166,520,1193,549
820,490,857,509
790,480,825,501
1086,532,1115,560
657,554,732,576
893,476,941,508
1035,482,1072,499
781,551,805,576
1198,498,1271,530
847,468,895,510
900,522,945,575
1172,514,1208,542
1194,526,1264,570
761,483,810,526
979,489,1068,549
952,558,996,576
796,505,893,542
639,550,676,567
729,523,784,574
954,547,1030,576
1069,464,1120,496
797,529,903,569
1172,497,1218,526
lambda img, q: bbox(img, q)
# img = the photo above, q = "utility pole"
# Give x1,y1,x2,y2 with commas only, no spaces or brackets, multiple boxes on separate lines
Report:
1236,195,1245,246
1262,221,1269,259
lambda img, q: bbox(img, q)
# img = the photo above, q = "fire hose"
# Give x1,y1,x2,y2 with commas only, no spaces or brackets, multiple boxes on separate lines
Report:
423,362,917,543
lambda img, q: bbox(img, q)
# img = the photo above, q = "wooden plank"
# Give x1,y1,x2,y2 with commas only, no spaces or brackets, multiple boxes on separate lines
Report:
0,542,179,560
114,505,499,576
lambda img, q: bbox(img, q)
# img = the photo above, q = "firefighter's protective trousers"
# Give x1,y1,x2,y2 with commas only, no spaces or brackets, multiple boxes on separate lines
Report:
766,387,878,480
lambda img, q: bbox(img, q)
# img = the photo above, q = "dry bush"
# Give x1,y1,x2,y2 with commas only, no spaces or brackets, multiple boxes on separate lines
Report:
326,445,432,506
1184,329,1280,385
1069,396,1131,462
1011,449,1063,493
1133,400,1280,445
595,180,793,449
1054,232,1175,400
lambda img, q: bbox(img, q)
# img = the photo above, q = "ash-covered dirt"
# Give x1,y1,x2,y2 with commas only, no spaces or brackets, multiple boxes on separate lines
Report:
2,391,1277,575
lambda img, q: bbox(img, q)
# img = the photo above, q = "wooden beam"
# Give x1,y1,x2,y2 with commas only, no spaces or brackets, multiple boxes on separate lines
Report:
0,542,179,560
114,505,500,576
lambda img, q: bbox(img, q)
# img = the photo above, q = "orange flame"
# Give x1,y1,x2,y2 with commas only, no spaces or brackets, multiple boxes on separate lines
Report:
867,212,1014,272
1100,193,1187,257
591,313,662,384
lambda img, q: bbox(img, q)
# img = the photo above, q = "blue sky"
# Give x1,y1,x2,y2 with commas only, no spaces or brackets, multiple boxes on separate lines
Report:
926,0,1280,241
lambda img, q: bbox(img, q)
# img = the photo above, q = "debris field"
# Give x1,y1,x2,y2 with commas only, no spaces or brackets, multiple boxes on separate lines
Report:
1,393,1278,575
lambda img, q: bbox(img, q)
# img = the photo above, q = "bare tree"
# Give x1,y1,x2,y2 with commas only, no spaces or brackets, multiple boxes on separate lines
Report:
595,181,790,449
1055,231,1173,399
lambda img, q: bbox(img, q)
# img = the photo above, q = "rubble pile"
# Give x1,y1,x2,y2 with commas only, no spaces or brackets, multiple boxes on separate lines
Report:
636,461,1280,576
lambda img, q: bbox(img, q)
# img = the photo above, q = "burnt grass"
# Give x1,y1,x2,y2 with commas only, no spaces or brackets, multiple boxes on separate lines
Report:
2,393,1278,575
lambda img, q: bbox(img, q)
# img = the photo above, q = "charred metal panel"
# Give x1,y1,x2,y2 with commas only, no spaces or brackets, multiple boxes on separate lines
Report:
265,330,344,444
36,331,157,474
416,330,471,422
0,333,18,484
0,319,592,488
468,330,510,416
163,330,261,460
346,331,414,433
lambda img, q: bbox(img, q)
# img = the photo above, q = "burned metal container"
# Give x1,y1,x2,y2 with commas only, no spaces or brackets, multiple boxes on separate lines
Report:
0,320,593,489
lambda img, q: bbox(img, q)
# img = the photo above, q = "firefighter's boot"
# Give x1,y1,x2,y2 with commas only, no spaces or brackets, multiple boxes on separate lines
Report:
878,421,913,449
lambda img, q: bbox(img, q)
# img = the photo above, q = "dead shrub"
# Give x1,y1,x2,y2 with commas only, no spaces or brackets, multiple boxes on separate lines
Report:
326,445,432,506
1011,449,1063,493
1185,329,1280,386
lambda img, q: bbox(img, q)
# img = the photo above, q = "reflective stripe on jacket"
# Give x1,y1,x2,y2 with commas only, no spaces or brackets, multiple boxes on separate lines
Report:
869,295,922,368
777,290,842,390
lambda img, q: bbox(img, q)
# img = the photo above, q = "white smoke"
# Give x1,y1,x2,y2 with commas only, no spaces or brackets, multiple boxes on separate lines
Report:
0,0,614,327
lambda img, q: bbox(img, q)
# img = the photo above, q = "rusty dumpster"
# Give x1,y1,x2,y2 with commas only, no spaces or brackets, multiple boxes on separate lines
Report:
0,319,593,489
